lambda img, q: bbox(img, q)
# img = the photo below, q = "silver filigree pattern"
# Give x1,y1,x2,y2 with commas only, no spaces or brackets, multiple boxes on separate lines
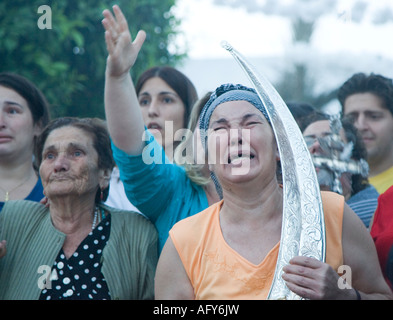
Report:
221,41,326,300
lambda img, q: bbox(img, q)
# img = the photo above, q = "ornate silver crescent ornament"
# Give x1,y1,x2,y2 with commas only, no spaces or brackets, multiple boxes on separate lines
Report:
221,41,326,300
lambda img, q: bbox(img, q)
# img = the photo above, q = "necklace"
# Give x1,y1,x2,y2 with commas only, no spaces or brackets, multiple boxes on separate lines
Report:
0,172,35,202
92,207,99,230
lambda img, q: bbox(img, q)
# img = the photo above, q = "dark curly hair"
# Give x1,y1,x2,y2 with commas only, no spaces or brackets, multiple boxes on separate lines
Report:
338,73,393,116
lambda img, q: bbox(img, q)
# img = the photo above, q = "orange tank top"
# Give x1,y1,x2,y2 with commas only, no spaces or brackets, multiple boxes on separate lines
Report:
169,191,344,300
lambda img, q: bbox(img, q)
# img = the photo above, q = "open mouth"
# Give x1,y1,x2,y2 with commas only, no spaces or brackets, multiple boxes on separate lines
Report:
228,152,255,164
147,123,162,130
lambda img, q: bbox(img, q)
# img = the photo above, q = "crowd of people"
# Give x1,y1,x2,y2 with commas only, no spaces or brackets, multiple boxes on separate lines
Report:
1,4,393,300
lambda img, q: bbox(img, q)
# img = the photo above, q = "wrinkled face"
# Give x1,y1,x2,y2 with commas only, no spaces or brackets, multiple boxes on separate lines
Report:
138,77,185,151
207,100,278,185
344,93,393,164
0,86,40,161
39,126,107,201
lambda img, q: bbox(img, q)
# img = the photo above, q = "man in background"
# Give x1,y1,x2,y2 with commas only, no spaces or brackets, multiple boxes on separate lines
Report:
338,73,393,194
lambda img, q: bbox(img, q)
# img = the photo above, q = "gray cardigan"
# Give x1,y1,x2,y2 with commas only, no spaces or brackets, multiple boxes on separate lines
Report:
0,200,158,300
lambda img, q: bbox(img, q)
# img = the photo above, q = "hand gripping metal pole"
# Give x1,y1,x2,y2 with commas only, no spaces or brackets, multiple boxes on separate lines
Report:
221,41,326,300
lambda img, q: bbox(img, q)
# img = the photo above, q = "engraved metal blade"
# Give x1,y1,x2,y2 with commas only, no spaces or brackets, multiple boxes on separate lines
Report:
221,41,326,300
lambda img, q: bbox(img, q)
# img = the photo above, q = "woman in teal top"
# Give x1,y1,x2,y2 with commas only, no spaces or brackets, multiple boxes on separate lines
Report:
112,130,210,251
102,6,220,252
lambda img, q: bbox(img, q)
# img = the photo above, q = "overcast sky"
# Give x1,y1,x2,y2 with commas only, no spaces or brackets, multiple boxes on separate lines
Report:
171,0,393,113
172,0,393,60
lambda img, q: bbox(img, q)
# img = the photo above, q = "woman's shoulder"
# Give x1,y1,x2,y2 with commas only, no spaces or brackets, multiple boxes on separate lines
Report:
320,190,344,201
320,191,345,210
171,200,222,234
2,200,47,219
1,200,49,239
101,204,156,230
102,204,158,251
320,191,345,218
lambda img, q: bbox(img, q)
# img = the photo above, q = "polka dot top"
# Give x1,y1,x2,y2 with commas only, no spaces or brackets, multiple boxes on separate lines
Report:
40,214,111,300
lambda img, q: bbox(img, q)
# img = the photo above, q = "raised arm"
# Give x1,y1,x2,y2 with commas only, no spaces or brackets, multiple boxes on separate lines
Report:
102,5,146,155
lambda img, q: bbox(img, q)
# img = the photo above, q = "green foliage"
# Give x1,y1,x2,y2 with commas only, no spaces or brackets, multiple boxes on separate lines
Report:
0,0,185,119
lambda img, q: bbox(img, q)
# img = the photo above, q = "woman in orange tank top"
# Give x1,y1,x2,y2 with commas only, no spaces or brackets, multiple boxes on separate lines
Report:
155,84,392,300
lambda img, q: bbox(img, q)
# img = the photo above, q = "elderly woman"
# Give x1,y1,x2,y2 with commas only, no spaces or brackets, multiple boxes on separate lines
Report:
155,84,392,300
0,117,157,300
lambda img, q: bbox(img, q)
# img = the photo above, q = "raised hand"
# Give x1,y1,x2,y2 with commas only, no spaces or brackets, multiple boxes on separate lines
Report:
102,5,146,154
102,5,146,78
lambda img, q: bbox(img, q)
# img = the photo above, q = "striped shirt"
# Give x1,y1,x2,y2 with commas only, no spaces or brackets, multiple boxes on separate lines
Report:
347,185,379,228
